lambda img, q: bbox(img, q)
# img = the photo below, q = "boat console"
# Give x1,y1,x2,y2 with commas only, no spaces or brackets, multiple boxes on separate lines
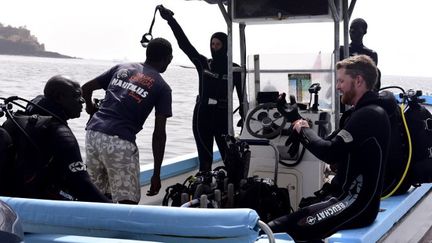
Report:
240,94,332,209
233,49,335,210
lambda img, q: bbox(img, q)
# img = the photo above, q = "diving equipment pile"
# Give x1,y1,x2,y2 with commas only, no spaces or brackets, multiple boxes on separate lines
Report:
162,135,292,223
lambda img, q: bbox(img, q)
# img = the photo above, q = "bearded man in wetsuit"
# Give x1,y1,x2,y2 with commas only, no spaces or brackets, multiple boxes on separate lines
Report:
340,18,380,90
1,75,110,203
159,5,244,172
268,55,390,241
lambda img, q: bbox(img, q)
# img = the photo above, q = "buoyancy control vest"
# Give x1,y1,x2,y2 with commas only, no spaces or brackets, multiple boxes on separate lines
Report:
0,110,55,197
380,88,432,197
402,97,432,184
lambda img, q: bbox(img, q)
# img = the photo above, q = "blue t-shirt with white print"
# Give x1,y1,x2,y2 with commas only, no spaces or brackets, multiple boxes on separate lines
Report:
86,63,172,143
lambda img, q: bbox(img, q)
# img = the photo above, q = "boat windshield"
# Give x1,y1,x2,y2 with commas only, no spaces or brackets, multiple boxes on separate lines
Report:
246,52,334,110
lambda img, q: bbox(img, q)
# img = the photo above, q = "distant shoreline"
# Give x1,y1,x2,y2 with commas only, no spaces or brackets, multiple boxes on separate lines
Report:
0,41,78,59
0,52,79,59
0,24,78,59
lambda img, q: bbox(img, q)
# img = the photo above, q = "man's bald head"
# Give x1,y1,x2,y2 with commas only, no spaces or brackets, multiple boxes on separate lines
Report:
44,75,84,119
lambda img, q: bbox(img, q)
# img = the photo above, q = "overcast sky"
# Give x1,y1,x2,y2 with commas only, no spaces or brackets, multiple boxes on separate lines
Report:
1,0,432,77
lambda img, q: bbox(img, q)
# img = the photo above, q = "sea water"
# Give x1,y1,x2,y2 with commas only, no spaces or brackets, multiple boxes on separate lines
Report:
0,55,203,165
0,55,431,165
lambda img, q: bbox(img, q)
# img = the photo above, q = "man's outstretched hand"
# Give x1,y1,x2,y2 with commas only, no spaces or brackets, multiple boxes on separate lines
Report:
157,5,174,20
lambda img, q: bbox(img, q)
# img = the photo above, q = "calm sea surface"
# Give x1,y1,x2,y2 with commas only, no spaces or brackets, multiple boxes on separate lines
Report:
0,55,202,165
0,55,431,165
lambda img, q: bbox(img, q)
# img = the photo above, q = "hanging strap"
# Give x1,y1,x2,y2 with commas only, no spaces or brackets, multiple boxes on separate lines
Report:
140,7,159,47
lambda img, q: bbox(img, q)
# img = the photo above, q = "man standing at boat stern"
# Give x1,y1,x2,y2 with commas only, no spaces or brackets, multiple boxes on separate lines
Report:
82,38,173,204
340,18,380,90
268,55,390,241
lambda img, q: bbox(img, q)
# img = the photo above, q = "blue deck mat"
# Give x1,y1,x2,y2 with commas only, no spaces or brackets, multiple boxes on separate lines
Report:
328,183,432,243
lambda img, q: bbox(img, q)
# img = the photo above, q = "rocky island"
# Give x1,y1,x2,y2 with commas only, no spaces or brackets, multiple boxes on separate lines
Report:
0,23,74,58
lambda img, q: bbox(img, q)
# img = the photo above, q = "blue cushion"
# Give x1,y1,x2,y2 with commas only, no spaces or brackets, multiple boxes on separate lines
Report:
1,197,259,242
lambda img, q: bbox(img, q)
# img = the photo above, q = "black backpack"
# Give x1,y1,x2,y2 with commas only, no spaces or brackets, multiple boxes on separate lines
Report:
1,111,54,197
235,177,292,223
380,88,432,197
402,97,432,184
1,96,79,200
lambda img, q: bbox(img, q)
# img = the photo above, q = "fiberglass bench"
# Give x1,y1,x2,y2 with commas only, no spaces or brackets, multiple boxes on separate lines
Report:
328,183,432,243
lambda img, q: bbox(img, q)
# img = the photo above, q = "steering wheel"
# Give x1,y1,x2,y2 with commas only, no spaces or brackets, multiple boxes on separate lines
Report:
245,102,287,139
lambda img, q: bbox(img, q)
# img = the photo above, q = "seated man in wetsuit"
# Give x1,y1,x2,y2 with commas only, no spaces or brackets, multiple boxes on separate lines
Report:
340,18,380,90
1,75,110,203
268,55,390,241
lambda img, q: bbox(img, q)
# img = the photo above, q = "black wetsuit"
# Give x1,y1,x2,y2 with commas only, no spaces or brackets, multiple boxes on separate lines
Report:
340,43,378,65
165,16,243,171
1,96,110,203
268,91,390,241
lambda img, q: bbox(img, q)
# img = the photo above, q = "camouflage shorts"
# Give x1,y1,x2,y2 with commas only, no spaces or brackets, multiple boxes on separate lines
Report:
85,130,140,203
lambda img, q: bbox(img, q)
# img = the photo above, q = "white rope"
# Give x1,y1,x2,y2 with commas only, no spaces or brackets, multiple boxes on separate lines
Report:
258,220,276,243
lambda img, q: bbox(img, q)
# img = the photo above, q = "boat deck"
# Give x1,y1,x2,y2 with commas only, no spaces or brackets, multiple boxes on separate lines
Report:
328,184,432,243
380,186,432,242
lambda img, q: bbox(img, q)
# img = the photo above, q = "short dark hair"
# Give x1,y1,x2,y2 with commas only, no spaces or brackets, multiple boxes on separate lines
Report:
146,38,172,62
44,75,80,99
350,18,368,31
336,55,378,90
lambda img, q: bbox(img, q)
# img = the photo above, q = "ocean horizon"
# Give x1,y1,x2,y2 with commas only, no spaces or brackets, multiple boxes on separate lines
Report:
1,54,431,166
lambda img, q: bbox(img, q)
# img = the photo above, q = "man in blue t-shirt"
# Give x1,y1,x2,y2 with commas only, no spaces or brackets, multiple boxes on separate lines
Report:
82,38,173,204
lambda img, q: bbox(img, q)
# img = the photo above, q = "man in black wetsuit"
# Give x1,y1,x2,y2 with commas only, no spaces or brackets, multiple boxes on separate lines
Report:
1,75,110,203
268,55,390,241
159,5,244,172
340,18,380,90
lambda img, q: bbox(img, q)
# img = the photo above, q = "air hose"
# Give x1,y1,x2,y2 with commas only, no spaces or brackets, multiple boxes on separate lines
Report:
381,103,413,199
